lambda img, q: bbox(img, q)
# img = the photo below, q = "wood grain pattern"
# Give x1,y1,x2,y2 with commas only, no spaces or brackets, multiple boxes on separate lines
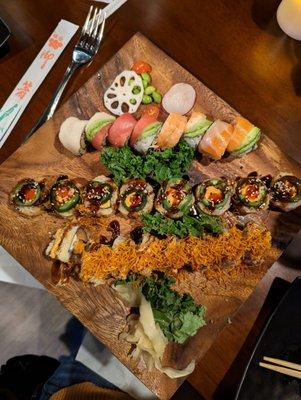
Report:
0,34,301,399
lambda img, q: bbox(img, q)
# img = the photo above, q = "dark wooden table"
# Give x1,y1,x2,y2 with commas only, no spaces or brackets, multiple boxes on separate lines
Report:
1,0,301,398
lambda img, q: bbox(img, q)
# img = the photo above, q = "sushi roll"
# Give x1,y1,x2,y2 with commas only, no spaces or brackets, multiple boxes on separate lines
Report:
81,176,118,216
85,112,116,145
58,117,88,155
270,173,301,211
119,179,154,217
234,177,269,214
107,113,137,147
183,111,213,148
10,178,48,217
226,116,261,156
195,178,233,216
130,115,162,153
50,177,81,217
155,178,194,218
155,112,187,149
198,120,234,160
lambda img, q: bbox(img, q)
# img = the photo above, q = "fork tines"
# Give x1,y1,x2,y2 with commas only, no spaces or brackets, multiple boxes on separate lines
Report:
81,5,106,44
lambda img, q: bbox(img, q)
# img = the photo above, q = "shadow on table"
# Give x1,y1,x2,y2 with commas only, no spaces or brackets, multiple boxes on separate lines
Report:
252,0,301,97
251,0,282,36
212,277,291,400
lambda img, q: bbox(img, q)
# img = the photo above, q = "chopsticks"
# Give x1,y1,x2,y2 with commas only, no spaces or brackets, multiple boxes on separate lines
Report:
259,356,301,379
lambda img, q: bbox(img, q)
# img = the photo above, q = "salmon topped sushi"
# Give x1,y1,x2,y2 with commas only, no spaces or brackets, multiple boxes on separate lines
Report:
155,112,187,149
198,120,233,160
227,116,261,156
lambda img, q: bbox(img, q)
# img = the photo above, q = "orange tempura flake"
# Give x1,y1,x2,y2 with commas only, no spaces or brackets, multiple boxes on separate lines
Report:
79,223,272,282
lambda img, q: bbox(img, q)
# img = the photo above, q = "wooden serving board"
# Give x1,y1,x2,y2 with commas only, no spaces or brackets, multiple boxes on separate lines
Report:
1,33,301,399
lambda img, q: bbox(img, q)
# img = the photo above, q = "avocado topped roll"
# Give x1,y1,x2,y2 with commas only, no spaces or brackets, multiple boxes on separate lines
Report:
271,173,301,211
183,111,213,148
130,116,162,154
119,179,154,217
155,178,195,219
10,178,48,217
227,116,261,156
234,177,269,213
50,177,81,217
81,176,118,216
195,178,233,215
85,112,116,143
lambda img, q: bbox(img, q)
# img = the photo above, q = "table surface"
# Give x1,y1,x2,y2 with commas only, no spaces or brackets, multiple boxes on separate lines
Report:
1,0,301,398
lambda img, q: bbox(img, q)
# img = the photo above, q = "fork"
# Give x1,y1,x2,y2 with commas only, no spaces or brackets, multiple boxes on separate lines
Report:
25,6,106,141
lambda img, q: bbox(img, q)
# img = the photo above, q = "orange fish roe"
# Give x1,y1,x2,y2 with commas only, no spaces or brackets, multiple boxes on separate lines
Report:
80,223,272,283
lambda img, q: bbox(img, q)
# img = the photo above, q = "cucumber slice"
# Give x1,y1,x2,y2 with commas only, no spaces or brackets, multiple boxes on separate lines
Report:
122,188,147,212
272,175,301,203
50,180,80,213
236,178,268,208
195,179,232,215
13,180,41,207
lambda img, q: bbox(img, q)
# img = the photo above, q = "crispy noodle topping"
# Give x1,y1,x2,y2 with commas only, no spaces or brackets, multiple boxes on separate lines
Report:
80,223,272,282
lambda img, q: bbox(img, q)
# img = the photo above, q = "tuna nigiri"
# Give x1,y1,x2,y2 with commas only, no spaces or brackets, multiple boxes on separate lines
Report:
155,112,187,149
107,113,137,147
226,116,261,156
198,120,233,160
130,115,162,153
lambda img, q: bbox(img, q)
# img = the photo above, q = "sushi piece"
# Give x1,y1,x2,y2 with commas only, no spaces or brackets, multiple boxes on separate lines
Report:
198,120,234,160
183,111,213,148
58,117,88,156
119,179,154,217
91,122,113,150
107,113,137,147
162,83,196,115
10,178,48,217
155,113,187,149
85,112,116,143
80,175,118,216
45,224,89,284
155,178,194,219
226,116,261,156
270,173,301,211
195,178,233,215
50,177,81,217
234,177,269,214
130,115,162,153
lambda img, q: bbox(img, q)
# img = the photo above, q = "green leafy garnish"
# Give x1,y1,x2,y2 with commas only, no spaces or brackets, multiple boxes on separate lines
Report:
100,141,194,185
141,212,223,238
114,273,140,286
141,274,206,344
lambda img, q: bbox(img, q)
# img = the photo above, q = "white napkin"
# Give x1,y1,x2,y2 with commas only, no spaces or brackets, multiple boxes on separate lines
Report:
0,20,79,148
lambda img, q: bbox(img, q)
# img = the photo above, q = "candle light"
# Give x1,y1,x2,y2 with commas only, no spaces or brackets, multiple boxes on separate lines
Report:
277,0,301,40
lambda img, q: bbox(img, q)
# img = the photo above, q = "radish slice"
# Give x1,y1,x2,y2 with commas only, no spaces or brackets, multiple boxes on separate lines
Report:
162,83,196,115
104,70,143,116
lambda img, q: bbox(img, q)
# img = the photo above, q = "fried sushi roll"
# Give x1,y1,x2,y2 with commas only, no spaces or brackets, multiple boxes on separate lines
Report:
271,173,301,211
119,179,154,217
10,178,48,217
50,177,81,217
81,175,118,216
195,178,233,216
234,177,269,214
155,178,194,219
